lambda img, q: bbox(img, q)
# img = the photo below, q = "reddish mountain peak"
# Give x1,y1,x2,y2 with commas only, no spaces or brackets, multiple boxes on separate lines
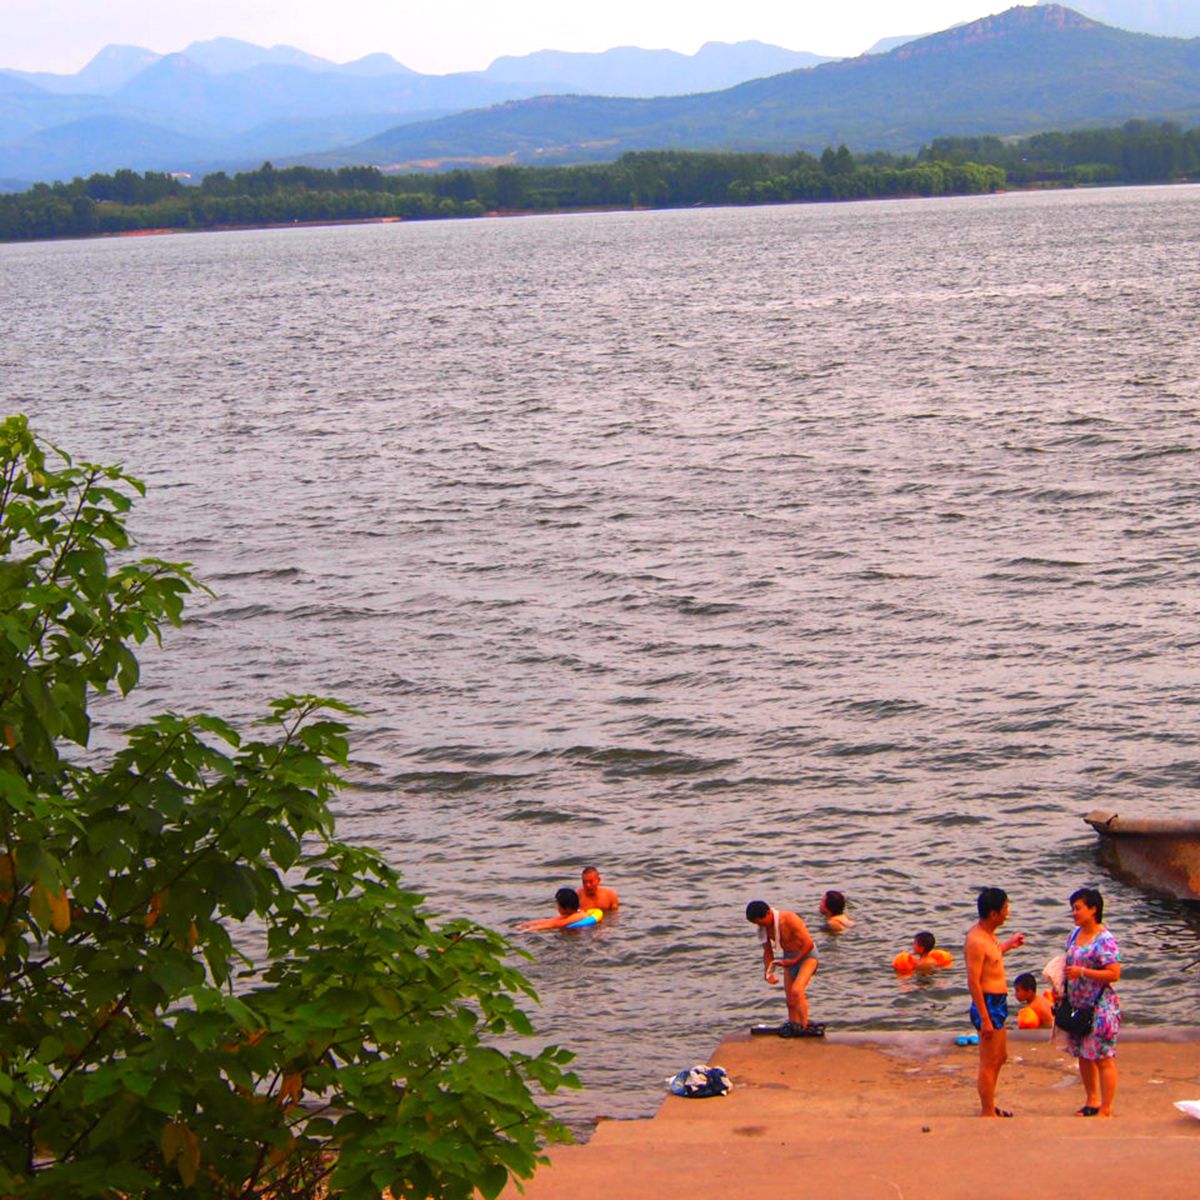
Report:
892,4,1103,61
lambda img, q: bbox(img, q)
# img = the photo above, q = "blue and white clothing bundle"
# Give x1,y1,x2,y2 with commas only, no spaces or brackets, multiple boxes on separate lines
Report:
665,1064,732,1098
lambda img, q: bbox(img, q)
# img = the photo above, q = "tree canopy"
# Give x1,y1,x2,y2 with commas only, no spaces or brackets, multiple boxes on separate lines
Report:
0,415,576,1198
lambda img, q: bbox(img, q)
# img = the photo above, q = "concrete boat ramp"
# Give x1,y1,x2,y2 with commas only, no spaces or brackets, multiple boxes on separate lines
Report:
503,1029,1200,1200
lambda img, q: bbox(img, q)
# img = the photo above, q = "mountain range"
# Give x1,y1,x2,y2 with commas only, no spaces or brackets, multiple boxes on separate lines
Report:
0,38,828,187
306,7,1200,171
3,5,1200,188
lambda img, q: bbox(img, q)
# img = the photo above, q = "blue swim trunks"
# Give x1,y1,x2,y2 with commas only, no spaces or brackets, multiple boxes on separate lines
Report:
969,992,1008,1031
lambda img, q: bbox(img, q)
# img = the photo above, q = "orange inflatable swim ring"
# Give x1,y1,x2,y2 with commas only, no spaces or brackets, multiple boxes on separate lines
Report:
893,949,952,972
1017,1005,1040,1029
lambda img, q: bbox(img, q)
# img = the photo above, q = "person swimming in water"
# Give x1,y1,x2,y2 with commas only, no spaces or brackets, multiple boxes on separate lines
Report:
820,890,853,932
577,866,619,912
518,887,599,931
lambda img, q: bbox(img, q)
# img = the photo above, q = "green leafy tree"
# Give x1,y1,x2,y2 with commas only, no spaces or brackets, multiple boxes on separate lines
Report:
0,415,576,1198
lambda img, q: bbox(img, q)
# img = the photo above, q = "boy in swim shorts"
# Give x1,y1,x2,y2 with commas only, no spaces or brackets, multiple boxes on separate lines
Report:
965,887,1025,1118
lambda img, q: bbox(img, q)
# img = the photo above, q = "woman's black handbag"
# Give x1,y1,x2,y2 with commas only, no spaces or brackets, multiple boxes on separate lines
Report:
1053,992,1096,1037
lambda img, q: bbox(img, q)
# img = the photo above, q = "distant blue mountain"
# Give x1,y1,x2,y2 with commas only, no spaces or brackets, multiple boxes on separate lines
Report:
0,35,835,184
179,37,335,75
338,53,418,79
0,116,217,181
863,33,930,55
329,6,1200,169
3,44,162,95
481,41,830,96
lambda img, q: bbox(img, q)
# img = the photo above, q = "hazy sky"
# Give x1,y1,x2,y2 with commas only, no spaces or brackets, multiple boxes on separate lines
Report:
4,1,1027,74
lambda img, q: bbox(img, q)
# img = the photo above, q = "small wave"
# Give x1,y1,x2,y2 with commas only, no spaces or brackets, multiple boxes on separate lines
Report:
556,745,737,777
913,812,988,827
1002,556,1087,569
824,741,903,758
1030,489,1106,503
839,698,929,718
207,566,303,581
209,602,277,619
660,596,742,616
390,770,528,793
1118,444,1194,463
501,806,602,824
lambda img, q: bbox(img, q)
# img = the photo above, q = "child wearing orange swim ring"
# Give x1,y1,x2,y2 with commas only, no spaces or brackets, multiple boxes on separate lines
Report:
1013,972,1055,1028
893,931,953,973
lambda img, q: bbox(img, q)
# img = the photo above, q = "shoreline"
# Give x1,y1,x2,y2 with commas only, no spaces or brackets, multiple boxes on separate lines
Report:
505,1029,1200,1199
7,177,1198,248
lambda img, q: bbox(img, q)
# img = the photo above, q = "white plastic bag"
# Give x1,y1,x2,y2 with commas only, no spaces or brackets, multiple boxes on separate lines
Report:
1042,954,1065,994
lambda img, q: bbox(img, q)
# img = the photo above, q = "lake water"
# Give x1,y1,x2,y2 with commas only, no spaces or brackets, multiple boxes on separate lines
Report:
3,185,1199,1123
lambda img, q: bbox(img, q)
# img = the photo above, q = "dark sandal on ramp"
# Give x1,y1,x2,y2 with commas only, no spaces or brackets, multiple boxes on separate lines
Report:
995,1107,1014,1117
1076,1105,1100,1117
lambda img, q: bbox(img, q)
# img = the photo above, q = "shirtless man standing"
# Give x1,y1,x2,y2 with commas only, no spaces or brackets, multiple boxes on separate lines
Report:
577,866,619,913
746,900,822,1036
965,887,1026,1117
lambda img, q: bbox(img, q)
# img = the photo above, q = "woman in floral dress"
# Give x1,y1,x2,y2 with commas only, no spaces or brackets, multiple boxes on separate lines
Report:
1063,886,1122,1117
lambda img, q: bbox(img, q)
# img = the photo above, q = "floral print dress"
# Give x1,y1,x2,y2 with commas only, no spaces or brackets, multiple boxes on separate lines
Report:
1064,927,1121,1060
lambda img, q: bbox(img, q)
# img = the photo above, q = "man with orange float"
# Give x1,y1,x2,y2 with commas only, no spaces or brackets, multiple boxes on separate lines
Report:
964,887,1025,1117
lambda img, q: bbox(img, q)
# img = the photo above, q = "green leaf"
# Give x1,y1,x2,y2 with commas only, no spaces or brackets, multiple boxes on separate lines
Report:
478,1162,511,1200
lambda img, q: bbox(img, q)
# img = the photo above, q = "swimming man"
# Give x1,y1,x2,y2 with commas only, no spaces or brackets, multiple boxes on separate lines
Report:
746,900,821,1035
577,866,619,912
965,887,1026,1117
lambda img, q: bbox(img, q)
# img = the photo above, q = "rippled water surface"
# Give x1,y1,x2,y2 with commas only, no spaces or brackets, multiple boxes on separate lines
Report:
4,186,1200,1121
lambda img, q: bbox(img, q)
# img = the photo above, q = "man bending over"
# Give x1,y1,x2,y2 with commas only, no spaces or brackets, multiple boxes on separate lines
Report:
746,900,821,1036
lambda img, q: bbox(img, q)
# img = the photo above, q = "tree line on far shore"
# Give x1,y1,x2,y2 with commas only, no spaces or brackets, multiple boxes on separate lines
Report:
1,118,1196,244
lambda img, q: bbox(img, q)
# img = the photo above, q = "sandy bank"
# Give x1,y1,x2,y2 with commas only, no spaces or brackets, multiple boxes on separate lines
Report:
504,1029,1200,1200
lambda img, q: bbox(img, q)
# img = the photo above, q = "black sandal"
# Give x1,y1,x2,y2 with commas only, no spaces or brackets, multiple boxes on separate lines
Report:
1075,1105,1100,1117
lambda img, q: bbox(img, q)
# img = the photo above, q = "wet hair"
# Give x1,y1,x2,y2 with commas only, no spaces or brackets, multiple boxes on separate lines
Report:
555,887,581,912
823,890,846,915
581,866,600,880
977,887,1008,919
1013,972,1038,993
746,900,770,921
914,931,935,954
1070,886,1104,922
